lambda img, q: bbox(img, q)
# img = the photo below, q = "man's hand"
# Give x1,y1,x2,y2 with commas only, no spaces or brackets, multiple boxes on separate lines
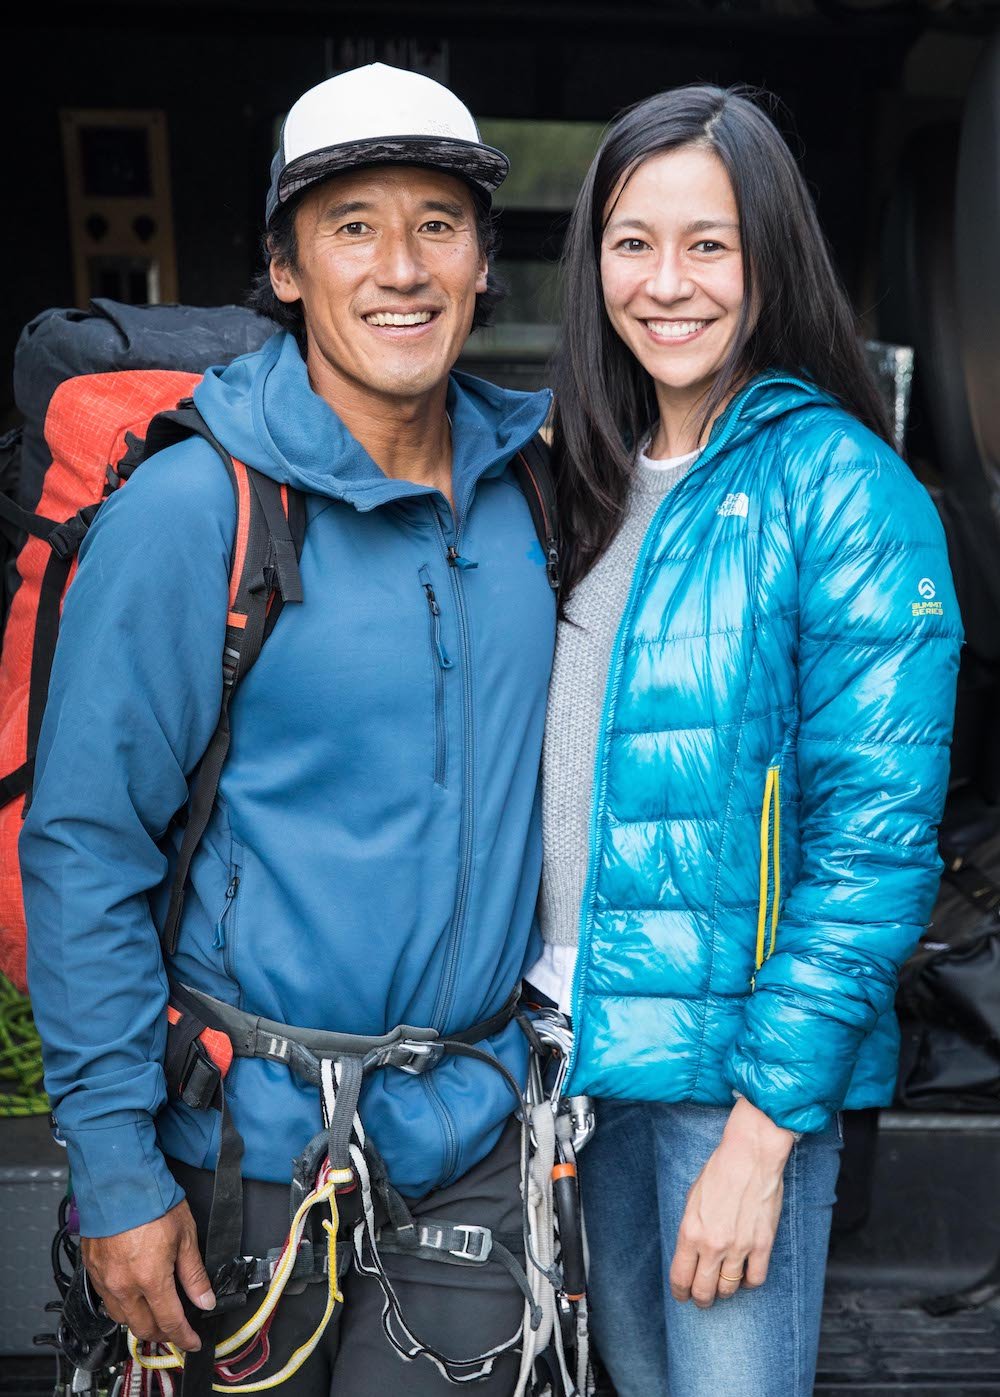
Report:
81,1200,216,1351
669,1097,795,1309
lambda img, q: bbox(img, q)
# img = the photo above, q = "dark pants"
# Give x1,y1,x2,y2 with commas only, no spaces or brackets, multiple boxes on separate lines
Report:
169,1119,525,1396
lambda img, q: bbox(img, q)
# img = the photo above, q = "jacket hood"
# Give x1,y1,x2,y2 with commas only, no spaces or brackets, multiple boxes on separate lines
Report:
193,329,551,511
706,373,837,457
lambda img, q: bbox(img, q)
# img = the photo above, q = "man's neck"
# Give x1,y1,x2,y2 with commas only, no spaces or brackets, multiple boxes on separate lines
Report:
305,347,454,506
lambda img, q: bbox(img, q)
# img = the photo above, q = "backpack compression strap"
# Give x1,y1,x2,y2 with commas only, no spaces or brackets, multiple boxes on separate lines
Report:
0,475,103,812
512,433,560,592
143,404,307,957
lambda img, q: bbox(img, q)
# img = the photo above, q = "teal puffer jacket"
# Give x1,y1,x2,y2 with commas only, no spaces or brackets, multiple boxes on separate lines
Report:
564,374,963,1133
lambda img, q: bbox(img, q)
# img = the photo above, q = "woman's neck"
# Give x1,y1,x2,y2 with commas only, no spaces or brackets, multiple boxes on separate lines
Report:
649,379,733,458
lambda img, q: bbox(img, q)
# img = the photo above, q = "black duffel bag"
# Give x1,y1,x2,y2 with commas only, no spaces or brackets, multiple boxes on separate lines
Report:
896,808,1000,1110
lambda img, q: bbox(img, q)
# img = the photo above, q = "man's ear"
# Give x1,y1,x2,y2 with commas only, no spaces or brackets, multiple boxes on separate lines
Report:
475,253,489,297
270,255,302,306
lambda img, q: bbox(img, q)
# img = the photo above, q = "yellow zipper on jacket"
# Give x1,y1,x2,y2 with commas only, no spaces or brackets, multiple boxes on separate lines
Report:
754,765,781,974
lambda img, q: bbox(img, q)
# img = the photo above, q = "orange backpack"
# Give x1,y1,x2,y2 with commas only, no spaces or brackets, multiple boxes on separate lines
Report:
0,368,305,988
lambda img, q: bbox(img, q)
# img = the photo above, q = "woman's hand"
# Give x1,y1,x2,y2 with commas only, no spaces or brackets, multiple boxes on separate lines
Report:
669,1097,795,1308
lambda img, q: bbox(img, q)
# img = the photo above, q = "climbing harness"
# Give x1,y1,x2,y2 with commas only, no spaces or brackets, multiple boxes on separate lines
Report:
43,988,594,1396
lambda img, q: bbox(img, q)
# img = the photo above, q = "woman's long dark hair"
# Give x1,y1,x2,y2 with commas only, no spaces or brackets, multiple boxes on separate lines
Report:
553,85,892,597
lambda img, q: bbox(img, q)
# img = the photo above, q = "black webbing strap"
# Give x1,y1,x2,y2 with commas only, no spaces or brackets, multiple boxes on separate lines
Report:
163,1008,208,1100
513,433,560,591
175,1047,245,1396
376,1218,537,1310
0,490,59,545
249,470,304,605
206,1089,246,1279
18,550,73,817
2,497,104,818
141,404,232,478
0,761,31,807
180,1326,218,1397
162,692,235,957
263,486,307,644
156,422,305,958
327,1053,364,1174
161,548,272,956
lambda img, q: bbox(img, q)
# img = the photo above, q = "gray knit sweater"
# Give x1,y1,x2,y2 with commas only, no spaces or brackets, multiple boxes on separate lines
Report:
536,447,696,966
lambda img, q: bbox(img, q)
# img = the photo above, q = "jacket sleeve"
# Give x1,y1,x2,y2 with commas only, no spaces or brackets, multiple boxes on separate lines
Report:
722,422,963,1133
20,440,235,1236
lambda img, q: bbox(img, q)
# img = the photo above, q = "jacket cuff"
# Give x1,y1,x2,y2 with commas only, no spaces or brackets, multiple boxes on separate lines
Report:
63,1116,185,1238
730,1089,804,1142
723,1055,834,1136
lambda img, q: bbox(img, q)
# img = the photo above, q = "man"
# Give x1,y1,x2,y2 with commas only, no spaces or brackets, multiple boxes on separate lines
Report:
21,63,556,1394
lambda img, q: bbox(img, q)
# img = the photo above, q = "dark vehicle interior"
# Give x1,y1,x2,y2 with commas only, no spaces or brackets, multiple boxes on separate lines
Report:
2,3,999,1392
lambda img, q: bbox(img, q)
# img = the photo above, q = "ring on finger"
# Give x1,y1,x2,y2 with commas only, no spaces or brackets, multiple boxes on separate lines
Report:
719,1270,744,1284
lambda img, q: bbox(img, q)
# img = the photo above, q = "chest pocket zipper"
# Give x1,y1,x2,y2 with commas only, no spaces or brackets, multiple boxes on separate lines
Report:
419,565,452,786
214,851,242,959
754,765,781,976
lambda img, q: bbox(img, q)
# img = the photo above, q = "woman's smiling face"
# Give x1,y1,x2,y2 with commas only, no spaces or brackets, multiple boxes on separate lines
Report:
600,144,745,411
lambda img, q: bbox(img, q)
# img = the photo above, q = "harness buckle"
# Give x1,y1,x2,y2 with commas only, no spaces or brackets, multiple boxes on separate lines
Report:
210,1256,253,1314
178,1042,221,1111
386,1040,444,1075
448,1224,493,1263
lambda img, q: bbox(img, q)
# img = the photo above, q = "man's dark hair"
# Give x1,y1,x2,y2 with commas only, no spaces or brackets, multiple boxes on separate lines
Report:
247,174,505,346
552,84,893,597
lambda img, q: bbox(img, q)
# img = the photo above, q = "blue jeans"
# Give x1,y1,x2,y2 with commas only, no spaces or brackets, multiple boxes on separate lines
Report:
578,1101,842,1397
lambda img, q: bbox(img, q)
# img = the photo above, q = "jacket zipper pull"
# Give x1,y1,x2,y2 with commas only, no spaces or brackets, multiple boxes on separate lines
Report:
422,581,453,668
545,539,560,590
446,544,478,571
214,875,240,950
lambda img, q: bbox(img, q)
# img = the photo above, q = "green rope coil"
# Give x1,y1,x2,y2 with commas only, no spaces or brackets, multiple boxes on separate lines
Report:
0,971,49,1116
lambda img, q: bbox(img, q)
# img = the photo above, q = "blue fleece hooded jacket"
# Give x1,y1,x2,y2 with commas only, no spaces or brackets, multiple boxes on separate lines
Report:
21,331,555,1237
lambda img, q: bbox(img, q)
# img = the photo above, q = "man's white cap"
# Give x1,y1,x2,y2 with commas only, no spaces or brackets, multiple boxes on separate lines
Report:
266,63,509,223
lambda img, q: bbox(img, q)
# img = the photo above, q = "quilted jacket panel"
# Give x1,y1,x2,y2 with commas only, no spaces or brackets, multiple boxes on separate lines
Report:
566,375,963,1132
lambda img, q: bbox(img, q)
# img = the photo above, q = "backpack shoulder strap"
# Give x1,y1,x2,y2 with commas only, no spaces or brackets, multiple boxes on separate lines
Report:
511,433,560,592
144,400,305,672
152,401,306,956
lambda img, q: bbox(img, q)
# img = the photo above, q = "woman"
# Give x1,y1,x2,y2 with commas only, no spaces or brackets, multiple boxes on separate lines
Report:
528,86,962,1396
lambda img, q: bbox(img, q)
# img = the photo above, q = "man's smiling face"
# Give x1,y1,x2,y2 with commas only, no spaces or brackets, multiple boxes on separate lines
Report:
270,165,488,407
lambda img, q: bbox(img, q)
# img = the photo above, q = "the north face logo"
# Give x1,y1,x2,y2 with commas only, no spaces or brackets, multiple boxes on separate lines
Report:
717,492,749,518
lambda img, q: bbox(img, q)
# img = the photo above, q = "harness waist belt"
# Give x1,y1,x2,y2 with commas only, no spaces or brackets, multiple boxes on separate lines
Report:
172,982,520,1074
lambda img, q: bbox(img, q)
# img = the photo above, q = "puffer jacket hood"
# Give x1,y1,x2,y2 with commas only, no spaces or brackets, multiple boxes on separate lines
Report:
701,373,831,448
566,372,962,1132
